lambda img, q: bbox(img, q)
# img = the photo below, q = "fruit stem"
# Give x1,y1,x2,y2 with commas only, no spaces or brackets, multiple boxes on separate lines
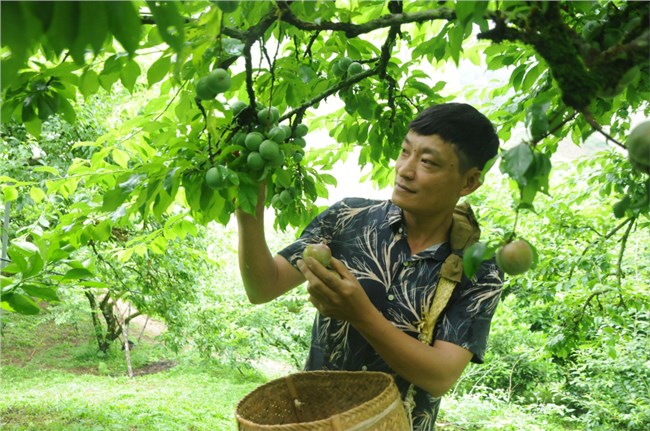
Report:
510,208,520,243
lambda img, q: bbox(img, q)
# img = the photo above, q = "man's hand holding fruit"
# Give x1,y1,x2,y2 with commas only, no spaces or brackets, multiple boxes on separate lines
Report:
298,244,374,325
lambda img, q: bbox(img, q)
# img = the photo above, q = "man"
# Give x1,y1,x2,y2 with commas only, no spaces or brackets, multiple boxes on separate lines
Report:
236,103,503,430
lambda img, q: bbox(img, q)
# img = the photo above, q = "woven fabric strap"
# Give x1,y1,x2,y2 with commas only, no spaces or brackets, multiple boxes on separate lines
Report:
404,202,481,425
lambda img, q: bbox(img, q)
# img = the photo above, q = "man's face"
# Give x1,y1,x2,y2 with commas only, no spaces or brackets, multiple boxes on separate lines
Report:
391,131,479,218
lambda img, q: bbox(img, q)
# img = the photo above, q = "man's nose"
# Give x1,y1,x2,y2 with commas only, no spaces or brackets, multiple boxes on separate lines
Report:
396,156,416,178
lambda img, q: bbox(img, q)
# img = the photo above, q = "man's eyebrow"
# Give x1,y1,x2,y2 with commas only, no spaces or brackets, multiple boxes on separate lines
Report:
421,147,440,156
403,135,442,156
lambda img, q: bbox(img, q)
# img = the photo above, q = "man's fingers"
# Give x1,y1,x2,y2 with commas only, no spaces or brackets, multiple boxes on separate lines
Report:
299,259,338,303
303,256,346,284
329,257,350,278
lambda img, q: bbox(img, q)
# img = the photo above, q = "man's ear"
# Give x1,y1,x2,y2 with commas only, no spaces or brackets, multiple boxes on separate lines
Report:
460,167,482,197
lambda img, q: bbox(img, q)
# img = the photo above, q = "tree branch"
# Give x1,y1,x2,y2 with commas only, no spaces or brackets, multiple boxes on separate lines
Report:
275,3,455,38
279,68,378,123
581,110,626,149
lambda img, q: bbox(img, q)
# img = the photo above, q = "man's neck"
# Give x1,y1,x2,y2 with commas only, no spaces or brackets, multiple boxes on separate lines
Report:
403,210,453,255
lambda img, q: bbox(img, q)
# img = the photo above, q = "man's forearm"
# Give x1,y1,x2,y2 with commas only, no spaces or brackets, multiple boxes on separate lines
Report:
351,308,472,397
236,206,279,304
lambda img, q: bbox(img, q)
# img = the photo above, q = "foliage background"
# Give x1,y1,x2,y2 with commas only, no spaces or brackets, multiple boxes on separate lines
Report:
1,1,649,430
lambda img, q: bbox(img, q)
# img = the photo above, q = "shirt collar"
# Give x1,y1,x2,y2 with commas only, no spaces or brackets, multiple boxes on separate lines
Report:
386,200,403,231
386,201,452,261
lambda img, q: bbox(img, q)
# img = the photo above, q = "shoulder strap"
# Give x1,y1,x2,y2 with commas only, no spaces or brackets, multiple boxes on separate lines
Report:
404,203,481,422
417,202,481,343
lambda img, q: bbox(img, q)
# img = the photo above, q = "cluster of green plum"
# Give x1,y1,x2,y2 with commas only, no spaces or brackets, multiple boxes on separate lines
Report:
195,68,231,100
203,100,310,212
330,56,364,78
227,102,308,175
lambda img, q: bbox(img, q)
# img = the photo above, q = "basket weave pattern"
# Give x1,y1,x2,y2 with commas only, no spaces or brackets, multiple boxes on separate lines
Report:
236,371,410,431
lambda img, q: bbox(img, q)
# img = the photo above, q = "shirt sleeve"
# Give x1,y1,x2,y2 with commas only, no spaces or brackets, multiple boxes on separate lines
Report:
434,258,503,363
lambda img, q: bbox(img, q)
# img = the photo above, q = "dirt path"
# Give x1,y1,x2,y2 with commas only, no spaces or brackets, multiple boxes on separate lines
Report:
113,299,167,341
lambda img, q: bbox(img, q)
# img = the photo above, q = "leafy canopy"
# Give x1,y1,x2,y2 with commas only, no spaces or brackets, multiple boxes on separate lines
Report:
1,1,649,314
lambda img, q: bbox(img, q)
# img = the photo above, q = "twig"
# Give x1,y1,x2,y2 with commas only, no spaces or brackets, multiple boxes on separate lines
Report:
615,216,636,308
137,315,150,343
568,217,632,279
582,110,626,149
573,289,611,326
122,302,134,378
530,111,578,146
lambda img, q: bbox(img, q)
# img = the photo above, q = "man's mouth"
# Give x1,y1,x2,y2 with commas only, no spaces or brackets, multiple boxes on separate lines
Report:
395,182,415,193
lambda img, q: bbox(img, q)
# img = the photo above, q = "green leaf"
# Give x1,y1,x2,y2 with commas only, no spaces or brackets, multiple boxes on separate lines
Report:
102,187,130,212
10,240,40,256
613,195,631,218
33,166,60,176
21,284,60,302
222,38,245,56
29,186,46,203
146,0,185,53
528,102,550,141
79,69,100,98
298,64,315,84
1,3,40,63
69,1,105,63
500,143,534,185
91,220,113,242
520,179,539,206
23,118,43,138
149,236,168,255
106,2,142,55
5,293,41,315
112,148,131,168
120,59,141,93
55,93,77,123
62,267,94,280
463,242,488,279
447,23,466,65
36,93,58,120
147,55,172,87
455,1,479,25
412,38,436,62
45,1,80,56
2,185,18,202
82,1,109,53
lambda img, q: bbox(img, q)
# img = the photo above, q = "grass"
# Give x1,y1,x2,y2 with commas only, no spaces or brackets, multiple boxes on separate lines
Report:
1,364,262,431
1,310,583,431
1,311,266,431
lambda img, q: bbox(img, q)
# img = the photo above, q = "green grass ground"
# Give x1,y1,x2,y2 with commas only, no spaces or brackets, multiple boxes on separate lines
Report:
1,364,261,431
0,312,581,431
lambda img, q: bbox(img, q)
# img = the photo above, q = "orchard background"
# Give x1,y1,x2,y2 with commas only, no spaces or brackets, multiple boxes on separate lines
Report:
1,1,649,430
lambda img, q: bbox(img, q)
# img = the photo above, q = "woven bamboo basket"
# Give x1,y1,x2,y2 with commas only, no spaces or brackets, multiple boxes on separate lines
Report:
236,371,410,431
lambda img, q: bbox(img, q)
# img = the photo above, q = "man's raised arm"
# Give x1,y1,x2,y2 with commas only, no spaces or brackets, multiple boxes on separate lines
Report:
236,185,304,304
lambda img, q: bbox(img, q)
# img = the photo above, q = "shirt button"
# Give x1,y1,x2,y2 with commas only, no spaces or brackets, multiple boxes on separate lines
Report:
387,294,395,301
361,365,368,371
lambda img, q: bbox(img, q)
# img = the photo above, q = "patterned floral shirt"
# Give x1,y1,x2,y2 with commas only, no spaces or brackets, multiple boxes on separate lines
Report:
278,198,503,430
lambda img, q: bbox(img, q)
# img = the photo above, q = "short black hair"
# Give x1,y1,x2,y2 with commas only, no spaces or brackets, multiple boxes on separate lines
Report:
408,103,499,172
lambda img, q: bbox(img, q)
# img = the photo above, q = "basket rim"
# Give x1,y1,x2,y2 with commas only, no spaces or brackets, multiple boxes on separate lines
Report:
235,370,403,429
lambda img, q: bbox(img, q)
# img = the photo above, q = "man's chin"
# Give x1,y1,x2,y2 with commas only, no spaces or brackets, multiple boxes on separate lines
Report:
391,191,411,210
